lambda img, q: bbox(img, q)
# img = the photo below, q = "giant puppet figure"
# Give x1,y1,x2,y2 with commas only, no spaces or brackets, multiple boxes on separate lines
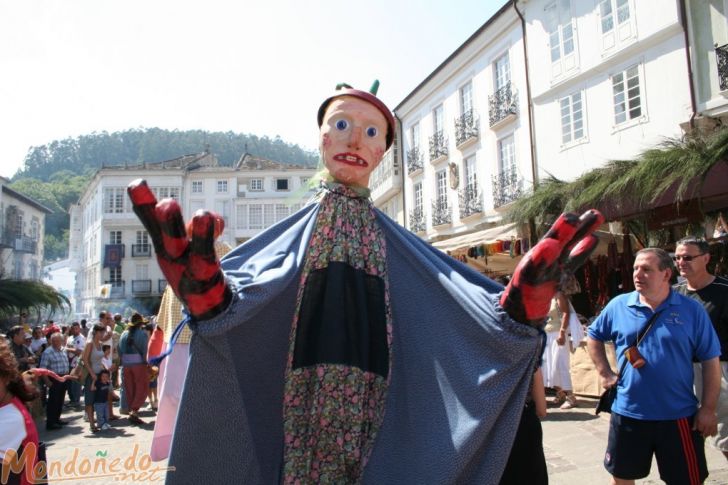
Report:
128,82,602,484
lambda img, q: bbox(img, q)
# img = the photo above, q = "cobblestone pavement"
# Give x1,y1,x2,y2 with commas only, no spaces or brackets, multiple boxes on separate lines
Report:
33,397,728,484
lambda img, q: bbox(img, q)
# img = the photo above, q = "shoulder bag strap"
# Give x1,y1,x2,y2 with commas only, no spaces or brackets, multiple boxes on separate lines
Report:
616,310,662,379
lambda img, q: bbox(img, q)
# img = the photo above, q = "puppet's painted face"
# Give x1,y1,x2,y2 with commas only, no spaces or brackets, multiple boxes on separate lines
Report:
319,96,388,188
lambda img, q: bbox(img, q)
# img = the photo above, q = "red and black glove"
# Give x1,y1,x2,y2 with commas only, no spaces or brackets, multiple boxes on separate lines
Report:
500,210,604,327
127,179,232,321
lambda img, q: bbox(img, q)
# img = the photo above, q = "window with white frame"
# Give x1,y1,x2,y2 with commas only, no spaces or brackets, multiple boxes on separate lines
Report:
465,155,478,192
109,267,122,284
546,0,577,77
109,230,122,245
249,204,263,229
494,52,511,91
435,169,448,209
250,178,263,191
498,135,516,177
433,105,444,135
103,187,125,213
136,230,149,247
414,182,423,212
612,64,642,125
275,204,289,222
599,0,634,50
216,180,228,193
191,180,203,193
30,218,39,240
152,187,180,200
560,91,585,144
460,81,473,115
411,122,420,150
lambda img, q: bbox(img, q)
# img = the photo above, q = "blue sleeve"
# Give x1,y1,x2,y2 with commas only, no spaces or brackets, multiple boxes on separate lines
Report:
587,306,612,342
692,301,721,362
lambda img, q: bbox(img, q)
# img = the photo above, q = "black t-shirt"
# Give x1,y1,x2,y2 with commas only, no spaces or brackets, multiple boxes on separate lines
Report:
675,275,728,361
94,381,111,404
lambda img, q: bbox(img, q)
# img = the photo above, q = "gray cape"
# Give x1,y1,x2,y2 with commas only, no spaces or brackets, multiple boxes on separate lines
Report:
167,201,541,484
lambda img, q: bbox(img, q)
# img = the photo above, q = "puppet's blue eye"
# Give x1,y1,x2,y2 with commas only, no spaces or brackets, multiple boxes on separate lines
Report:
366,126,378,137
335,119,349,131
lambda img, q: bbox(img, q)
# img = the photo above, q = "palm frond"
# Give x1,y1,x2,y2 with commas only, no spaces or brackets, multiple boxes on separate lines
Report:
0,278,70,317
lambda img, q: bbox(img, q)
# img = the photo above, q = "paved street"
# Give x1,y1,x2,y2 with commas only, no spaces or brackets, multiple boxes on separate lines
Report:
34,397,728,484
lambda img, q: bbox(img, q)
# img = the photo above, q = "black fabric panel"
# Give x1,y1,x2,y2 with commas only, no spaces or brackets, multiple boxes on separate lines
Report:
293,261,389,377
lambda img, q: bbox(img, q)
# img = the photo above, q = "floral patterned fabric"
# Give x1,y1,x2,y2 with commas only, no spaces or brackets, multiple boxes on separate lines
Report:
282,182,392,484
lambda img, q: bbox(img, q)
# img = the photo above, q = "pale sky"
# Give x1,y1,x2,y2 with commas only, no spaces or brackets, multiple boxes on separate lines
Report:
0,0,505,179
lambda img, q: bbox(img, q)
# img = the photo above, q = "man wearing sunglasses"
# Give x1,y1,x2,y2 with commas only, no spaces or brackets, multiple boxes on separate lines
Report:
675,236,728,462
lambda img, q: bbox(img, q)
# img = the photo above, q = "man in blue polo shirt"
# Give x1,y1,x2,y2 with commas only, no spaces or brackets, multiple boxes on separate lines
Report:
588,247,721,484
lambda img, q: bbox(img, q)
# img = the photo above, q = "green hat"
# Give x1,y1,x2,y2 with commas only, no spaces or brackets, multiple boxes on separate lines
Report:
317,80,395,149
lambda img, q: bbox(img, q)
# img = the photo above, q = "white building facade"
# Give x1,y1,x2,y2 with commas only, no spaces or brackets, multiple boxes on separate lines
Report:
69,152,315,317
523,0,693,181
395,3,533,242
0,177,51,280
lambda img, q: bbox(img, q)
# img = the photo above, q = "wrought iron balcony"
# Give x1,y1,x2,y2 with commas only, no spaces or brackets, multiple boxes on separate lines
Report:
406,147,424,175
455,110,480,146
428,131,448,161
409,207,426,233
4,234,37,254
491,169,523,208
458,184,483,218
158,279,168,293
131,244,152,257
431,200,452,226
488,82,518,127
131,279,152,295
716,43,728,91
104,280,125,298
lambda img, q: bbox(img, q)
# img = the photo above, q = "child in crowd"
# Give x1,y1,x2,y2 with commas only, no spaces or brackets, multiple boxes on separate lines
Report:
93,369,112,431
101,344,112,371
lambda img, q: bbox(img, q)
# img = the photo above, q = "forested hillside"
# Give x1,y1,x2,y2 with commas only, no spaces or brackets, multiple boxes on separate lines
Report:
8,128,319,262
14,127,318,182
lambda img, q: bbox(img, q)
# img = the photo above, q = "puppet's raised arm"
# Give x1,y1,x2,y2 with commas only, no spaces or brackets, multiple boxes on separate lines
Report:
127,179,232,321
500,210,603,327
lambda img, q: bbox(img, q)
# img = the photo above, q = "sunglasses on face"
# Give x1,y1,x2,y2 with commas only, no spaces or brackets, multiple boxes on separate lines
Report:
673,253,705,262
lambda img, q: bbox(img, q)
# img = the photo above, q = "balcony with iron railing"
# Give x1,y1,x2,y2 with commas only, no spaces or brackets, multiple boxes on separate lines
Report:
131,244,152,258
406,147,424,175
104,280,125,298
409,207,426,233
131,279,152,295
428,131,448,162
431,200,452,226
488,82,518,128
716,43,728,91
455,110,480,147
492,169,523,209
458,184,483,218
5,234,38,254
369,147,402,204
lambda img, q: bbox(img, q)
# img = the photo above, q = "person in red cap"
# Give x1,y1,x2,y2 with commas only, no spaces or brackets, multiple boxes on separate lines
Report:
128,81,603,484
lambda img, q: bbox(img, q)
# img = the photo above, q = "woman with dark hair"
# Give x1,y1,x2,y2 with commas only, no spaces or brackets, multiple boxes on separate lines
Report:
81,324,107,433
0,338,41,485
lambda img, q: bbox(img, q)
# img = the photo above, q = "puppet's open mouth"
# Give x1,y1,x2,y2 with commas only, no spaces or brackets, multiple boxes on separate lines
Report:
333,153,368,167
